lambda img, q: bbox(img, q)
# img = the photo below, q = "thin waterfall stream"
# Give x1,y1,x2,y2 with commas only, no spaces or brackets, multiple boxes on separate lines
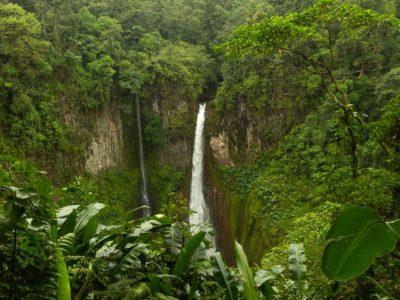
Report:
189,103,213,237
135,94,151,216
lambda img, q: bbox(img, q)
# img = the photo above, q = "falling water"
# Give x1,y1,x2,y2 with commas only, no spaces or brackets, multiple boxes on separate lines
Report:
135,94,151,216
189,103,211,230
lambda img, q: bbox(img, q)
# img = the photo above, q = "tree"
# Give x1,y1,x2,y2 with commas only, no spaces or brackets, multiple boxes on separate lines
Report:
220,0,400,176
0,3,50,96
0,4,68,152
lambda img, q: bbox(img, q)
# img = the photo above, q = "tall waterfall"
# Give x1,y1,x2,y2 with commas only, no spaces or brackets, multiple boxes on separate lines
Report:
189,103,211,228
135,95,151,216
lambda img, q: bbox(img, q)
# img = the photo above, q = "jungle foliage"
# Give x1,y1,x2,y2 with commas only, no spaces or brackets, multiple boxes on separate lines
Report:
214,0,400,297
0,157,316,299
1,0,400,299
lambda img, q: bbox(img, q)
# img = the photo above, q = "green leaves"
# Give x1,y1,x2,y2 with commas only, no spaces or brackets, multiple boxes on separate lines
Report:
56,203,104,243
211,252,238,300
234,240,258,300
114,243,146,272
173,231,205,277
58,233,75,255
254,270,275,299
220,0,399,61
58,207,78,237
55,245,71,300
51,225,71,300
289,244,307,298
74,203,105,233
322,206,400,281
213,243,277,300
147,274,173,296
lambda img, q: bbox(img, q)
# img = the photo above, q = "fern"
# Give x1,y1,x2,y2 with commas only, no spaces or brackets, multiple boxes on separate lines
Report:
114,244,147,272
58,233,75,255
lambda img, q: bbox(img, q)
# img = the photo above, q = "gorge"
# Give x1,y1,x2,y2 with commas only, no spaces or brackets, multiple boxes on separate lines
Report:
1,0,400,298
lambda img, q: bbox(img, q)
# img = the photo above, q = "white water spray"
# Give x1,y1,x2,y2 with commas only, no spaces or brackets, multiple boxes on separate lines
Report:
189,103,211,229
135,95,151,216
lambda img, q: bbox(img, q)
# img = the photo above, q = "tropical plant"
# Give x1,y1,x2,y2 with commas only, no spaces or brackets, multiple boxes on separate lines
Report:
211,252,238,300
211,241,312,299
322,205,400,281
288,244,308,300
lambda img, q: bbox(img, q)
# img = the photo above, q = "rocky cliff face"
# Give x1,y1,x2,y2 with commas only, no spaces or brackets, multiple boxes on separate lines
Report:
61,99,125,176
85,103,124,175
208,112,264,165
209,84,314,166
209,132,234,167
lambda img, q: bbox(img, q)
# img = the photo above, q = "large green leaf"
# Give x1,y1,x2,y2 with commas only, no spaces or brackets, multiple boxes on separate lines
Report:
55,245,71,300
51,224,71,300
289,244,307,297
388,219,400,236
234,241,258,300
211,252,238,300
322,206,400,281
165,223,183,255
82,217,98,244
147,274,172,296
58,208,77,237
57,205,80,223
130,219,162,237
75,203,105,233
254,270,276,300
173,231,206,277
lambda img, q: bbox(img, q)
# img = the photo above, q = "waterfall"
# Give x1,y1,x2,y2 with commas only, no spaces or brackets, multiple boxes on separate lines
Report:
189,103,211,229
135,94,151,216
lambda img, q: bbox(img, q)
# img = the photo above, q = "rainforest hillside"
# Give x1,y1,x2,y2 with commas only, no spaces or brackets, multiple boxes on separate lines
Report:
1,0,400,299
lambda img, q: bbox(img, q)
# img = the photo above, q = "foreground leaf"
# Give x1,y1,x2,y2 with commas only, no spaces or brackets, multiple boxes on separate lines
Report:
254,270,274,299
234,241,258,300
147,274,172,296
211,252,238,300
289,244,307,297
55,245,71,300
58,208,77,237
174,231,205,277
51,224,71,300
322,206,399,281
75,203,105,233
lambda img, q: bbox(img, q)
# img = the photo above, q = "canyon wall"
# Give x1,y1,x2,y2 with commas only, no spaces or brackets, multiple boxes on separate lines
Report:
85,103,124,175
61,99,126,176
205,94,313,262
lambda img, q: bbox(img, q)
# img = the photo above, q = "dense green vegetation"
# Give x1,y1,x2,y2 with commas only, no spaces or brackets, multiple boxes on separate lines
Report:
0,157,316,298
211,0,400,297
1,0,400,298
